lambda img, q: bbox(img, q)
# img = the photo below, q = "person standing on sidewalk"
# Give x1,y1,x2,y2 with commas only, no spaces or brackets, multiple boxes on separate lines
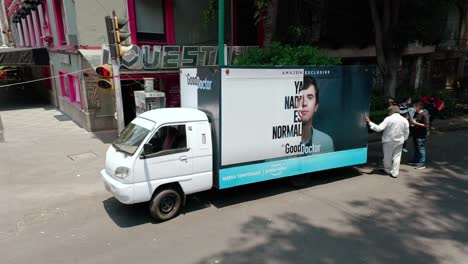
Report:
399,97,412,152
408,101,430,169
365,105,410,178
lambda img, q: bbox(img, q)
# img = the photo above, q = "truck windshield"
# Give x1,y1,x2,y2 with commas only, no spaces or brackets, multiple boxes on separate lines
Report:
112,123,150,155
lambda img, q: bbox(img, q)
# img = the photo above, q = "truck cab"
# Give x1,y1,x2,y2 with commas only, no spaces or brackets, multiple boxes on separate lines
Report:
101,108,213,221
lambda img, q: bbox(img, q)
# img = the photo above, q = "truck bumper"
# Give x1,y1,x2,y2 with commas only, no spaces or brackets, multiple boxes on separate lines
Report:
101,169,134,204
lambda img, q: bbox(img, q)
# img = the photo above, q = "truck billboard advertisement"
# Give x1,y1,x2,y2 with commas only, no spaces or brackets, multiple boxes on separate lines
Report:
218,66,371,188
181,66,372,189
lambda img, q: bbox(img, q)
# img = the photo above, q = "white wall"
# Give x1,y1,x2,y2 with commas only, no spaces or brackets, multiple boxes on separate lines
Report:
74,0,127,47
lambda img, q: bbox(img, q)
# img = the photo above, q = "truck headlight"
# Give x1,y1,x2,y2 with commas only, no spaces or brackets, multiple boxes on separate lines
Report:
114,167,130,179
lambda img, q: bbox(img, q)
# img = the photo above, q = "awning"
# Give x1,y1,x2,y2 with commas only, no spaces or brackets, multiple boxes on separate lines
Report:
79,49,102,70
0,47,49,66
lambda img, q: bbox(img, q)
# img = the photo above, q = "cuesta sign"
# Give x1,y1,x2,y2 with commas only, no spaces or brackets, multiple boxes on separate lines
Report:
101,45,257,70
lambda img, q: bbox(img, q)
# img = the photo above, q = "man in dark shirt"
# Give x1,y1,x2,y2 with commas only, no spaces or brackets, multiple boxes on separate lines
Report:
408,101,430,169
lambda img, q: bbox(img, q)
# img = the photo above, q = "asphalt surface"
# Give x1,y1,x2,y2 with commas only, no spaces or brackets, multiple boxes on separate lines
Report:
1,104,467,264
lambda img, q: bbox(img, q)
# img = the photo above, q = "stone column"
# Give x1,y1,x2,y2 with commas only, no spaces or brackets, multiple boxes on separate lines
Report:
32,10,41,47
21,18,30,47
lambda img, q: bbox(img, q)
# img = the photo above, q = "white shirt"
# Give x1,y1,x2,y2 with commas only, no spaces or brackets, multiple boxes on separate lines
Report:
369,113,410,143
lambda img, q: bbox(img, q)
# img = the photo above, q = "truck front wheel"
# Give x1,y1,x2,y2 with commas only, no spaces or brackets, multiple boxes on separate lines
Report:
149,188,182,222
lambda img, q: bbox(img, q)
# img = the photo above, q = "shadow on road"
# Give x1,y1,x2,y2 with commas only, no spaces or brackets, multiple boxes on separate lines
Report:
103,167,363,227
194,130,468,264
196,212,441,264
102,198,156,227
102,132,468,262
206,167,363,209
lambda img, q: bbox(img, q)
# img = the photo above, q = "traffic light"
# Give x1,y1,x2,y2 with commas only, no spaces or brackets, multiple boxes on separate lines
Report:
96,64,114,89
104,16,118,59
113,16,132,58
104,13,131,60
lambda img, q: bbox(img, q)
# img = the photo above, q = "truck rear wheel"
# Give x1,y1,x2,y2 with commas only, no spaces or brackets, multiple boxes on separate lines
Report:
149,188,182,222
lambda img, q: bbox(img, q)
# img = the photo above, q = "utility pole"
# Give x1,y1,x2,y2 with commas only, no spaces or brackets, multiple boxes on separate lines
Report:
110,11,124,134
112,58,125,133
104,13,123,134
218,0,224,65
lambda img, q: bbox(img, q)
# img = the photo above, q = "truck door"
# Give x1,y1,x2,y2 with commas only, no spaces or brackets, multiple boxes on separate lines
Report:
133,123,193,188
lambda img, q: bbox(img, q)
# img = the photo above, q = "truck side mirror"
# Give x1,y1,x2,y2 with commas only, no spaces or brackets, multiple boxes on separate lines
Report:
143,143,153,155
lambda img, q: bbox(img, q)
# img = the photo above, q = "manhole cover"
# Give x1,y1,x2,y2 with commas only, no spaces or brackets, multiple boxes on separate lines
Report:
68,152,98,161
54,114,71,122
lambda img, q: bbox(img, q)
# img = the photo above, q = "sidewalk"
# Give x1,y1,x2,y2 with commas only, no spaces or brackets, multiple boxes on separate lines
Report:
0,106,115,241
368,115,468,143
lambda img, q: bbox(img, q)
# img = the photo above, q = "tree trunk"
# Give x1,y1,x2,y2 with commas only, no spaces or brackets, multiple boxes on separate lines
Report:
382,48,401,98
263,0,279,47
414,56,423,91
369,0,401,97
383,67,398,98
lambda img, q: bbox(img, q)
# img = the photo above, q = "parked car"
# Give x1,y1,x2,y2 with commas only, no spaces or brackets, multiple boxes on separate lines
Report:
0,66,21,80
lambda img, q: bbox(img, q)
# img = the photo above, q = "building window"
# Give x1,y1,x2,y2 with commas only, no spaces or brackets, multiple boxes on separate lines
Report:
128,0,175,44
147,124,188,155
69,74,81,105
135,0,165,42
59,71,69,98
59,71,82,108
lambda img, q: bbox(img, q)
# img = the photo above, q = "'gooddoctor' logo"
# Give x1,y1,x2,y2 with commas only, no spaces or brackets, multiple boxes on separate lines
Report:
186,74,212,91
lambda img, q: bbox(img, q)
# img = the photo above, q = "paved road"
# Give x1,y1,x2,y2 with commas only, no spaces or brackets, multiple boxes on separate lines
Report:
1,105,467,264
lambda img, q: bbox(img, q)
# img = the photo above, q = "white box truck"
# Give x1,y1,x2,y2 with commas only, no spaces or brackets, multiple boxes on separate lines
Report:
101,66,372,221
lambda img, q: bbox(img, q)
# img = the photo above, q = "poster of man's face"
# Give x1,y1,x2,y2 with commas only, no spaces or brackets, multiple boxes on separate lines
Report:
295,80,319,125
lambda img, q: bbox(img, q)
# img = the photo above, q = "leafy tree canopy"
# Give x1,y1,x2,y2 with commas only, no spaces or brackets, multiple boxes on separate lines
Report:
233,42,341,65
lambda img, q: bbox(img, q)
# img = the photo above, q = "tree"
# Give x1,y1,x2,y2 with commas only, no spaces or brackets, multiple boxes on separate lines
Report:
368,0,401,98
203,0,279,47
254,0,279,47
368,0,452,97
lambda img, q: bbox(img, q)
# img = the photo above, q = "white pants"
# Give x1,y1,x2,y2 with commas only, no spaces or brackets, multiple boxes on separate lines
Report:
382,141,404,177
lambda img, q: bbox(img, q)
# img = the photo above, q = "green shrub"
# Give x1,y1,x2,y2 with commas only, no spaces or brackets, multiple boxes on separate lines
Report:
369,110,388,124
369,95,388,112
233,42,341,66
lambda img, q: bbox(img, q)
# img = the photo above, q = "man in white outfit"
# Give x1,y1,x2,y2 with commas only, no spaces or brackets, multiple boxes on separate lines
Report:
365,105,410,178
